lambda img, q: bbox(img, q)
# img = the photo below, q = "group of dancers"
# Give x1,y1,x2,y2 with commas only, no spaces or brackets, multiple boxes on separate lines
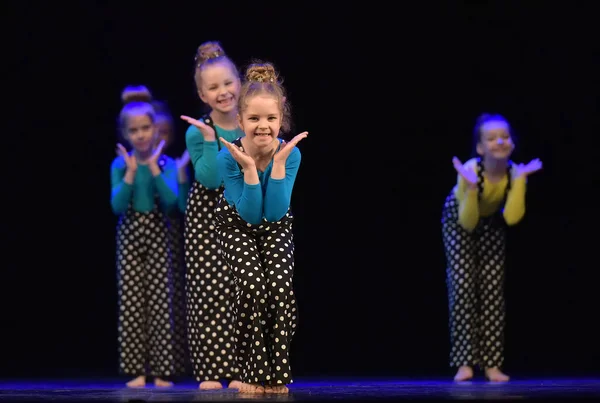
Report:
109,40,542,392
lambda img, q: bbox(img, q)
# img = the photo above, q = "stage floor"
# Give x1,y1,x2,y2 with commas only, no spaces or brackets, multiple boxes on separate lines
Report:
1,378,599,402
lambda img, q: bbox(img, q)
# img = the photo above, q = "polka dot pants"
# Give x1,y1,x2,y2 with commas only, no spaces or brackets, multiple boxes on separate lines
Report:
215,199,298,386
116,208,182,377
184,182,239,382
441,193,507,369
166,211,190,375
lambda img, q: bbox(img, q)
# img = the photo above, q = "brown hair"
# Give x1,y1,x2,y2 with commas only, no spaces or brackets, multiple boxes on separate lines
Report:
194,41,240,93
118,85,155,137
238,61,292,133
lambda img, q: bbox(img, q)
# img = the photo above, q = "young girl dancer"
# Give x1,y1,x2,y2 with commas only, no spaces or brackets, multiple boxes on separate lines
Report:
215,61,307,394
442,113,542,382
111,85,182,387
179,41,244,389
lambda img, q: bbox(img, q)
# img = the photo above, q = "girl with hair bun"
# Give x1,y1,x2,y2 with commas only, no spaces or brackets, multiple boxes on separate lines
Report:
110,85,183,388
215,61,307,394
179,41,244,390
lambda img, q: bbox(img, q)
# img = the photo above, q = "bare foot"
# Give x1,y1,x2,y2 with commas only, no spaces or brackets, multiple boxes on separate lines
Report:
485,367,510,382
238,383,265,394
265,385,289,394
126,376,146,388
199,380,223,390
227,380,242,389
453,366,474,382
154,378,173,388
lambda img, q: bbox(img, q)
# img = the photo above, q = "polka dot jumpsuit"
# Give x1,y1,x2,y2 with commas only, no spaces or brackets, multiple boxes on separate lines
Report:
115,156,184,378
183,116,239,382
214,138,299,386
441,158,512,370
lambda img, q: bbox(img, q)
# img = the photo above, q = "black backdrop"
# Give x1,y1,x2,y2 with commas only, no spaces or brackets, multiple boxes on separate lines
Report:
4,1,599,379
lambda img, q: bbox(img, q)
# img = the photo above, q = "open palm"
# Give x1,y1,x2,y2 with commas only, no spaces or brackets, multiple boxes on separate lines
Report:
273,132,308,164
220,137,255,169
452,157,477,187
148,140,166,167
180,115,216,141
117,143,137,171
514,158,542,178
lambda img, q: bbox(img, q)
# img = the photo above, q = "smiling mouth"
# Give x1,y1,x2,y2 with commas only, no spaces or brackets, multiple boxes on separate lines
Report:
255,133,271,137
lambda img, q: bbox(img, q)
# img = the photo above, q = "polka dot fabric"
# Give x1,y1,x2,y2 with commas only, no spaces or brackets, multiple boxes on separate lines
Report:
184,181,239,382
214,197,298,386
441,159,511,369
116,206,183,378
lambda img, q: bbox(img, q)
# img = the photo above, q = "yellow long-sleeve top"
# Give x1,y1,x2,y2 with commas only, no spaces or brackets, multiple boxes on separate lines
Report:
453,158,527,232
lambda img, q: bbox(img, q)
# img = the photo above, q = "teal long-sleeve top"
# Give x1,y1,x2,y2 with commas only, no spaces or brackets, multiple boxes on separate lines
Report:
216,139,302,225
185,120,245,189
110,155,179,214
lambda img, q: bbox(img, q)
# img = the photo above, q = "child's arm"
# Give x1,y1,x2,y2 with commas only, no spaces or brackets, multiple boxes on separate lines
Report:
264,147,301,222
110,157,134,215
186,123,222,189
503,169,527,225
455,159,480,231
217,148,263,225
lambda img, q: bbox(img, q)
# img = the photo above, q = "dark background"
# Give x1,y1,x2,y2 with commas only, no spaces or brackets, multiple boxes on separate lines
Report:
4,1,599,379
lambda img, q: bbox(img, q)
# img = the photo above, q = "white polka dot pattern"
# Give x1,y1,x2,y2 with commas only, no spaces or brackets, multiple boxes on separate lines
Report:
184,182,239,382
441,160,509,369
215,197,298,385
116,206,184,377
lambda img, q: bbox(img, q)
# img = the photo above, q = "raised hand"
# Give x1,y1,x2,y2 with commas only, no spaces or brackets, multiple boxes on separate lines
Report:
148,139,166,168
273,132,308,164
513,158,542,178
180,115,216,141
452,157,477,188
176,150,190,171
117,143,137,173
219,137,255,169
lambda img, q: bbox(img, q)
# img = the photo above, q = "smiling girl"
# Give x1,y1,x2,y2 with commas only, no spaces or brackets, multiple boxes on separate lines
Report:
442,113,542,382
214,61,307,394
178,41,244,390
110,85,181,388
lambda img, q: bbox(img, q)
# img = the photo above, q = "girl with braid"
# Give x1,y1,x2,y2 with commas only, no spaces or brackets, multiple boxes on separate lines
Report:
179,41,244,390
215,61,307,394
441,113,542,382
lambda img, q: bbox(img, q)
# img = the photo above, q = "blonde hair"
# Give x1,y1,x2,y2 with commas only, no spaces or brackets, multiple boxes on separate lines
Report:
238,61,292,133
194,41,240,93
118,85,156,137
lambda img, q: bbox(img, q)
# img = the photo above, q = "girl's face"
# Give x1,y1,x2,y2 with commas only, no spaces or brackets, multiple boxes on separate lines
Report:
476,120,514,160
198,62,241,114
238,94,282,149
124,113,157,154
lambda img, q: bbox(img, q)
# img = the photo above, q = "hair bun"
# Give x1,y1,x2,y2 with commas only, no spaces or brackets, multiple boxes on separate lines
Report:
246,63,277,83
121,85,153,105
195,41,225,65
